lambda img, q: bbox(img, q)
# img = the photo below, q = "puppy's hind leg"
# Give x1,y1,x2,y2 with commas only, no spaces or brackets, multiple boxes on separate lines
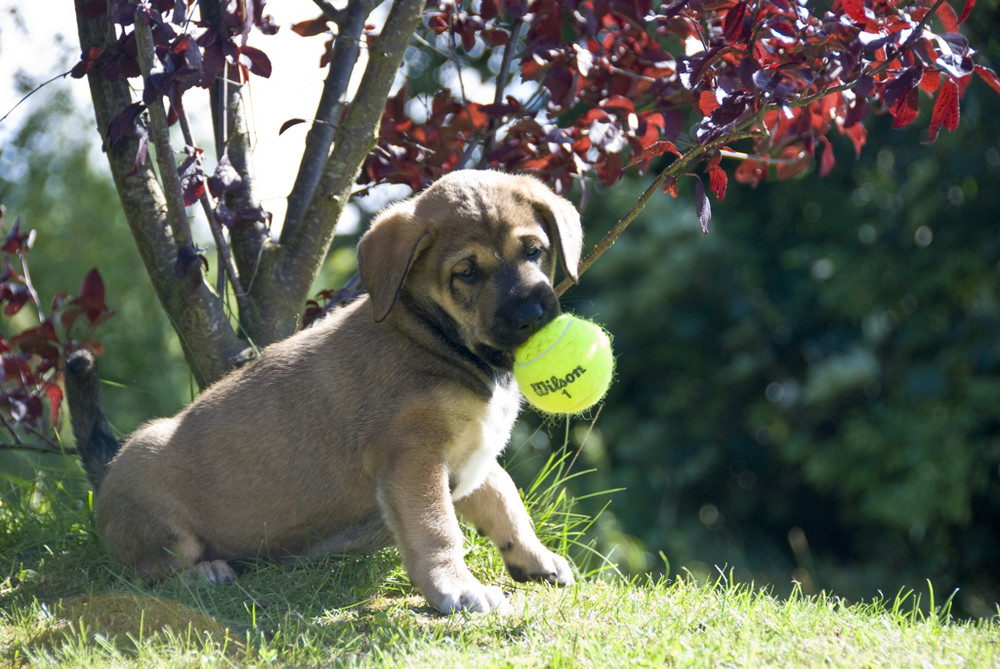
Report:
100,499,235,584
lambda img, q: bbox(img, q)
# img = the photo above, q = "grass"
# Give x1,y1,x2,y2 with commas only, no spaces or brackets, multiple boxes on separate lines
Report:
2,449,998,668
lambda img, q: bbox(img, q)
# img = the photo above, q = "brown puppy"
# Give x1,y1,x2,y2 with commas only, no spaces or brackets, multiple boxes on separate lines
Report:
65,170,583,614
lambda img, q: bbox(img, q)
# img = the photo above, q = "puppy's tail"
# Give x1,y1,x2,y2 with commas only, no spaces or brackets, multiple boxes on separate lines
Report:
63,348,121,490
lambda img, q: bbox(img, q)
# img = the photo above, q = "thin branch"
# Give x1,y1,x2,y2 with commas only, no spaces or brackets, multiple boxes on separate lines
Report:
176,107,251,315
0,414,25,445
467,17,524,168
132,6,194,252
14,245,45,323
446,6,469,105
0,70,74,123
0,441,78,455
0,414,74,454
284,0,379,236
556,129,763,296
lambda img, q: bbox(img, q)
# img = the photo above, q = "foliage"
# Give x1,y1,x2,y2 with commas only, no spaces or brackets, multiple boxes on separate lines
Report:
554,50,1000,618
0,88,194,441
0,0,994,443
0,208,113,452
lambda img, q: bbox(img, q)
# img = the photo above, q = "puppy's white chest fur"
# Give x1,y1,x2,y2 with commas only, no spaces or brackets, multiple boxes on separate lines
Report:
448,382,522,501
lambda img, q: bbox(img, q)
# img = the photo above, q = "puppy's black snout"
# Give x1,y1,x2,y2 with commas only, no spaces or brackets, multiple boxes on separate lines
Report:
513,301,546,334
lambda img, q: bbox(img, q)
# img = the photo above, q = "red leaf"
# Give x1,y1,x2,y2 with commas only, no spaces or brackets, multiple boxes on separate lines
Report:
707,157,727,200
723,1,748,42
601,95,635,115
919,70,942,94
70,46,104,79
843,122,867,158
73,268,110,323
45,382,63,428
889,86,920,128
974,65,1000,94
627,140,680,167
776,145,810,180
239,46,272,78
698,90,720,116
2,216,33,254
928,79,960,141
819,135,836,176
842,0,869,24
663,177,678,197
935,2,959,33
291,15,329,37
958,0,976,24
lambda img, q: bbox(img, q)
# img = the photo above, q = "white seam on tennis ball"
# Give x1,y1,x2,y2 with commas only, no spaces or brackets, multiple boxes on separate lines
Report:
515,318,573,367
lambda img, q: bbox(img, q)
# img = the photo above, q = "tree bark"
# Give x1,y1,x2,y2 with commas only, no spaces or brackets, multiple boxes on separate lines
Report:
249,0,426,344
75,4,244,388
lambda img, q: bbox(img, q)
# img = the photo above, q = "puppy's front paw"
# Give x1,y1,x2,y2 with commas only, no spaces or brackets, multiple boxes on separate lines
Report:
506,547,575,587
425,575,511,614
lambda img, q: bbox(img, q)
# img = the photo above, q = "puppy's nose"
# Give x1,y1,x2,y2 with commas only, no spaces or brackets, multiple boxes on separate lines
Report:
513,302,546,334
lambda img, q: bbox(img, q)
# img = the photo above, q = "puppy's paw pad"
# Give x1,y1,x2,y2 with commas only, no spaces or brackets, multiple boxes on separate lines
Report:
193,559,236,584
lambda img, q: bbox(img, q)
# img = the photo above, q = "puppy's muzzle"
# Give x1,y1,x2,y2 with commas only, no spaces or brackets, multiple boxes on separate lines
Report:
494,283,560,349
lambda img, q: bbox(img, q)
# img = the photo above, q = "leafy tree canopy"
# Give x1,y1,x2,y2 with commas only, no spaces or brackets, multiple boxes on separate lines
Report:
2,0,996,452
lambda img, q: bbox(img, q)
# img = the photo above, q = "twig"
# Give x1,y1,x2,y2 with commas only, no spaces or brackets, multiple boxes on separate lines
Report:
0,414,74,454
0,414,25,445
0,70,74,123
132,5,195,252
283,0,379,237
483,18,524,162
457,18,524,169
556,129,763,296
14,242,45,322
176,108,251,314
0,441,78,455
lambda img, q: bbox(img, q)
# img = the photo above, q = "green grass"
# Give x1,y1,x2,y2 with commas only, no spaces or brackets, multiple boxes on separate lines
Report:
2,451,998,668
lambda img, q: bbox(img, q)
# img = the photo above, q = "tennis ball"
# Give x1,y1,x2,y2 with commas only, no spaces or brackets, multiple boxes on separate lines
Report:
514,313,614,415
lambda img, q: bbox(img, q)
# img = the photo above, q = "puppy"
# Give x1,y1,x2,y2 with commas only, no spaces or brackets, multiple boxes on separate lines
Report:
65,170,584,614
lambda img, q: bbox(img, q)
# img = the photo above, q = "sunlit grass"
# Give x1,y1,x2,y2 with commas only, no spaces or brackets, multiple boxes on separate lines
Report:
2,442,997,668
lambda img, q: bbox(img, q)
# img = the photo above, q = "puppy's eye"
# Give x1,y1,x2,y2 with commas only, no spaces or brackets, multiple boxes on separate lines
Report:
454,265,479,284
525,245,542,260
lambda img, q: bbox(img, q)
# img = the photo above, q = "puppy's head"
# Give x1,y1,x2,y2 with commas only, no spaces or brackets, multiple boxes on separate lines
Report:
358,170,583,369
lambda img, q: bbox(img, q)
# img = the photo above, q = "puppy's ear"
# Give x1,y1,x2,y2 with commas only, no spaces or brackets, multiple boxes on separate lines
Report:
358,206,431,322
520,178,584,283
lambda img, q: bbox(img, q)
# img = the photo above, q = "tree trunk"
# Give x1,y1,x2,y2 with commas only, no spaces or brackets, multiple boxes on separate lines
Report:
75,5,245,388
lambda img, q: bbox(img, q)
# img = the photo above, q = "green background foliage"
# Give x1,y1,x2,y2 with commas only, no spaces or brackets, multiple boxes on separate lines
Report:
535,16,1000,617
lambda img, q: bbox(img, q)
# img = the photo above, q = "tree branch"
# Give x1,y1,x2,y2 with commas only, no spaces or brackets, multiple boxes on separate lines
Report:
556,129,763,296
0,441,78,456
175,107,251,317
75,7,245,388
283,0,379,237
200,0,270,323
247,0,425,344
132,7,195,252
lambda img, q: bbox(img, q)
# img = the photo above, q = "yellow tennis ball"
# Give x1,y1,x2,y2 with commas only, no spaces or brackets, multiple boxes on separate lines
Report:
514,313,614,415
